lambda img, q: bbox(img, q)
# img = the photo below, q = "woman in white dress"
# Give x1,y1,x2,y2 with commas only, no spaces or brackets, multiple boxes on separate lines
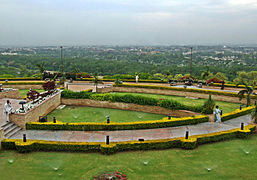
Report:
215,105,221,123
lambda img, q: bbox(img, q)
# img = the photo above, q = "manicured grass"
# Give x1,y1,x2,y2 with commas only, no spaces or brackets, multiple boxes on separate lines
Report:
19,89,45,98
47,106,165,123
1,135,257,180
114,92,241,114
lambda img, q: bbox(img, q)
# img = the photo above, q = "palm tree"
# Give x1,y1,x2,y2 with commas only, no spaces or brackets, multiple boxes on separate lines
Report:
238,82,255,106
36,62,46,80
202,66,210,80
92,73,103,93
251,105,257,123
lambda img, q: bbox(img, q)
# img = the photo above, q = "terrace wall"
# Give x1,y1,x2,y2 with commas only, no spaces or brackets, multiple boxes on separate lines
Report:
61,98,199,117
3,85,43,90
98,87,247,104
10,91,61,129
0,128,3,149
0,89,21,99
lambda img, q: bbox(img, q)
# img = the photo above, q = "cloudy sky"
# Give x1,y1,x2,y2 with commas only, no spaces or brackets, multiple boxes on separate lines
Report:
0,0,257,46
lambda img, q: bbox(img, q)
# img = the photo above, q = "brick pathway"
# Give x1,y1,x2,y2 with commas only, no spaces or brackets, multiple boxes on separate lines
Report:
10,115,253,142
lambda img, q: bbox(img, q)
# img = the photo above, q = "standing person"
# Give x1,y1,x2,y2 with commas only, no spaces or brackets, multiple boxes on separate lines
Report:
4,100,13,122
136,74,139,83
214,105,221,123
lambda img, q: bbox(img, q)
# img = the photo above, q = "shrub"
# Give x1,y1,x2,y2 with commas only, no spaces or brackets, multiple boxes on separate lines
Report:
202,94,216,114
42,81,56,91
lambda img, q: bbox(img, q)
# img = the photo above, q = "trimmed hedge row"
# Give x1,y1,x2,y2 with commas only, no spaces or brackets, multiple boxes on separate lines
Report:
209,83,257,89
26,115,209,131
2,125,255,154
114,83,257,99
0,77,41,81
1,81,45,85
221,106,255,122
61,90,203,112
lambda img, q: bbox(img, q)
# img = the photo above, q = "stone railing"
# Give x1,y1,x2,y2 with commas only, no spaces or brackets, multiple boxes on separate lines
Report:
10,90,61,129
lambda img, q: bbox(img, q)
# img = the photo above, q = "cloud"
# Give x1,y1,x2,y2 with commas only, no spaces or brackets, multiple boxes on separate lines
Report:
0,0,256,45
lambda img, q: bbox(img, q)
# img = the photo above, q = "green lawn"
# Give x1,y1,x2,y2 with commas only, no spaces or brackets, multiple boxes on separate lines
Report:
113,92,241,114
19,89,45,98
1,135,257,180
47,106,166,123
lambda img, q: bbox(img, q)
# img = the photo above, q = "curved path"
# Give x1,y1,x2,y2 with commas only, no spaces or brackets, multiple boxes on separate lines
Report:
10,115,253,142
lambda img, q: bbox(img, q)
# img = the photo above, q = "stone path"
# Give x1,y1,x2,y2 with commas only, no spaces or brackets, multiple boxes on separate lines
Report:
10,115,253,142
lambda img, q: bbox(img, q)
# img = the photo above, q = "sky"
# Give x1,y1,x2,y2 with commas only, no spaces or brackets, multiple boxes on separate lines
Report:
0,0,257,46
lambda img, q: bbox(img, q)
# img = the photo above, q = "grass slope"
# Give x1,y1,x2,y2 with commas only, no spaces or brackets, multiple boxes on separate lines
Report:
47,106,166,123
114,92,241,114
0,135,256,180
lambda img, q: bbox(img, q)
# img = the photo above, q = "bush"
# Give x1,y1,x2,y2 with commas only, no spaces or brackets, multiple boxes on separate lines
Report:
42,81,56,91
202,94,215,114
221,106,255,122
26,115,209,131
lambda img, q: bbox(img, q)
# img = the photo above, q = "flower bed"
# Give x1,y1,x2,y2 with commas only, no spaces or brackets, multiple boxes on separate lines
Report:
221,106,255,122
2,125,255,154
26,115,209,131
113,83,257,99
93,171,127,180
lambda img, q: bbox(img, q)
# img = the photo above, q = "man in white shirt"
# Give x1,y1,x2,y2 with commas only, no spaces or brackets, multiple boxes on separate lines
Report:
4,100,13,122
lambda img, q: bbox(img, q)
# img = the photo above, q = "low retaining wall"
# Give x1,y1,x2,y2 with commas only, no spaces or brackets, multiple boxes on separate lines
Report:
0,89,21,99
0,128,4,150
61,98,199,117
2,85,43,90
98,87,248,104
10,91,61,129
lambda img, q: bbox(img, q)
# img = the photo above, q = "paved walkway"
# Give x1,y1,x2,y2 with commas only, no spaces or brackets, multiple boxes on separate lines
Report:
10,115,253,142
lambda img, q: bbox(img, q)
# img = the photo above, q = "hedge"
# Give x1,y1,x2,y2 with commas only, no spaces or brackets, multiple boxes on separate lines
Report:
0,77,41,81
113,83,257,99
26,115,209,131
209,83,257,89
0,81,46,85
61,90,204,113
221,105,255,122
2,125,255,154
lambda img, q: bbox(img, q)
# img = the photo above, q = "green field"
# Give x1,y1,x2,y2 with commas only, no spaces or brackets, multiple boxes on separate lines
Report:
113,92,241,114
47,106,166,123
1,135,256,180
19,89,45,98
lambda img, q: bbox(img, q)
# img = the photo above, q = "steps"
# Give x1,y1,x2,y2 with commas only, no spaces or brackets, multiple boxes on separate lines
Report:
1,121,22,138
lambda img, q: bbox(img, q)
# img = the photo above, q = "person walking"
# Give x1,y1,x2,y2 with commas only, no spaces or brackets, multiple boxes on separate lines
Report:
136,74,139,83
4,100,13,122
214,105,221,123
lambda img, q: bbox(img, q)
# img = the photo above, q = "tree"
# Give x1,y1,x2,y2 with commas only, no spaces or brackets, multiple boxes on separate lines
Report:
215,72,228,81
92,73,103,93
202,66,210,80
202,94,216,114
251,105,257,123
238,82,256,106
234,71,257,85
36,62,46,80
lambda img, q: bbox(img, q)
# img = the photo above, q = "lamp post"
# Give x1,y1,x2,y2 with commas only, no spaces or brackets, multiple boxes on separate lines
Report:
190,47,193,76
60,46,63,75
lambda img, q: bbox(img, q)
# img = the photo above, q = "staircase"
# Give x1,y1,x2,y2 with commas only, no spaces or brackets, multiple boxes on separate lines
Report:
1,121,22,138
